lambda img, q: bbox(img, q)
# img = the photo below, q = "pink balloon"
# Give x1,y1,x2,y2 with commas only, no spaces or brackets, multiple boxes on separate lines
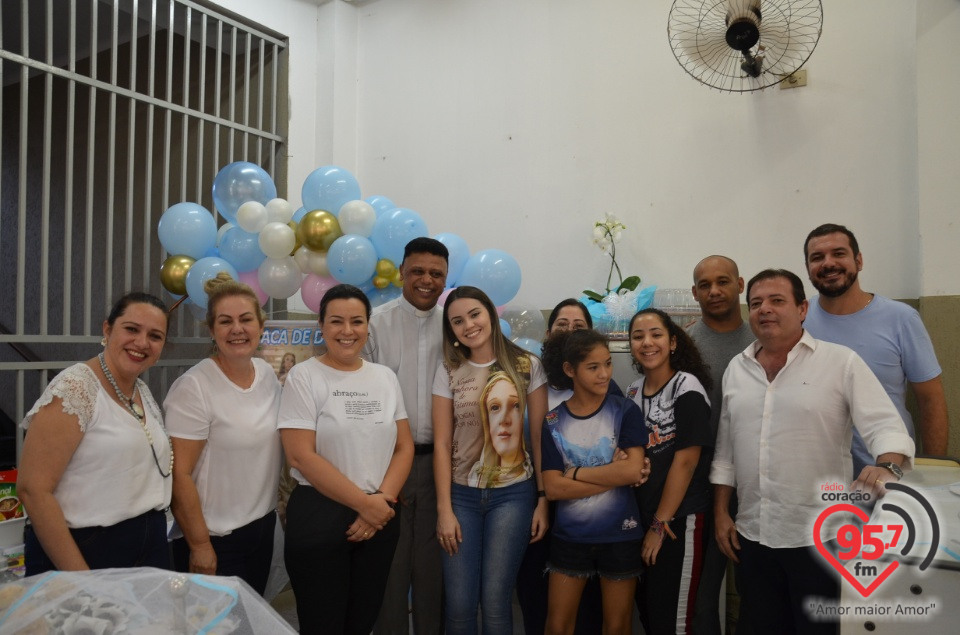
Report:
438,288,454,307
238,270,269,306
301,274,339,314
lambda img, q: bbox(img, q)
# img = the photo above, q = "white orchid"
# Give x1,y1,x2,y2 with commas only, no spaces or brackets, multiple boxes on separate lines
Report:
586,214,638,299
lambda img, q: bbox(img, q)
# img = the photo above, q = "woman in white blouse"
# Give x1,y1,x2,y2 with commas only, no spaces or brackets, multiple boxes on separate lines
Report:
19,292,173,575
165,272,282,595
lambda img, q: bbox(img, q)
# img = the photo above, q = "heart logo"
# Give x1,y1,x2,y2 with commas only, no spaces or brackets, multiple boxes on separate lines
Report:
813,503,899,598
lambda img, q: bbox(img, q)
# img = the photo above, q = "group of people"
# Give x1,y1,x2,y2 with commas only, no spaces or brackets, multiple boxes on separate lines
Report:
15,222,947,635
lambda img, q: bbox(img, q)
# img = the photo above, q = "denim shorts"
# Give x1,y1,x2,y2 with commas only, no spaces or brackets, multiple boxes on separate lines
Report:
547,536,644,580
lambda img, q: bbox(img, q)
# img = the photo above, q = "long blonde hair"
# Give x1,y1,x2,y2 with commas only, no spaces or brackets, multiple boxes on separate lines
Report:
471,371,530,487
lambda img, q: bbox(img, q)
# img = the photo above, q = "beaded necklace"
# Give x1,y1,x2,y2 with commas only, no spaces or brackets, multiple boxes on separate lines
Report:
98,353,174,478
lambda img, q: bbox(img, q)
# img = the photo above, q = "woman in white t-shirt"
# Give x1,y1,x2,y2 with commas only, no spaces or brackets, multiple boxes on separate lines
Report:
278,284,414,634
19,292,173,575
165,273,282,595
433,286,549,635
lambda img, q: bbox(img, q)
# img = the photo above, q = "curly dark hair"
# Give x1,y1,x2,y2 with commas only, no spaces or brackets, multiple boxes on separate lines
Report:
541,329,609,391
628,308,713,392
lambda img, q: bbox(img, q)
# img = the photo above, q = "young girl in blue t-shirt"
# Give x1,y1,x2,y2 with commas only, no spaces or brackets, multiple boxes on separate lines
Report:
540,329,648,635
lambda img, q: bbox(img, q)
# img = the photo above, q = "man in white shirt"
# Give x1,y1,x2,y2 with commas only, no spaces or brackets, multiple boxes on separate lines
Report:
710,269,914,634
365,237,449,635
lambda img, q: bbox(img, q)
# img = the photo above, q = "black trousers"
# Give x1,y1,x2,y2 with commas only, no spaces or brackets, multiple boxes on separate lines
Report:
284,485,401,635
172,510,276,596
736,534,839,635
25,509,171,576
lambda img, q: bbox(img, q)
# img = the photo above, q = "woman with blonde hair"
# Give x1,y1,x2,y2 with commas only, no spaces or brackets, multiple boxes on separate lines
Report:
165,272,282,595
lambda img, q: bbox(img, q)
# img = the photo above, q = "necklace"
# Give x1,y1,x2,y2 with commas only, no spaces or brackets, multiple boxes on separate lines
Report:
98,353,173,478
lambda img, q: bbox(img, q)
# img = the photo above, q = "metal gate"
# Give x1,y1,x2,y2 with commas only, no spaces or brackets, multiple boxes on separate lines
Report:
0,0,289,465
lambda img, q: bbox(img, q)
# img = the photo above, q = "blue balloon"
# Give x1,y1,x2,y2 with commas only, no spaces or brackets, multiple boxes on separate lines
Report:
219,227,268,272
512,337,542,356
203,246,220,259
499,319,512,339
457,249,522,307
302,166,361,217
157,202,218,260
292,207,307,223
364,195,396,217
433,233,470,287
367,285,402,308
327,235,378,285
637,285,657,310
185,257,239,309
370,208,429,265
212,162,278,225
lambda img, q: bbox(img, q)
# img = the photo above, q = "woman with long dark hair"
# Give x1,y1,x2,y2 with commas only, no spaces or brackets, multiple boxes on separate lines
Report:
626,308,713,635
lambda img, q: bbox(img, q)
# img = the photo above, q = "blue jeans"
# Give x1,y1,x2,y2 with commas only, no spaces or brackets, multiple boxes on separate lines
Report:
443,479,535,635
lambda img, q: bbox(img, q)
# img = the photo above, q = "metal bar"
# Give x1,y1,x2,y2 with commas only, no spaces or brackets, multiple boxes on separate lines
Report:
161,0,174,216
17,0,30,335
63,0,78,334
176,0,286,47
180,5,191,202
40,0,54,334
243,30,251,157
83,0,99,335
228,26,236,159
143,0,157,291
0,3,4,264
105,0,120,305
0,334,210,345
1,358,209,371
212,18,222,222
124,0,140,292
195,12,207,205
257,36,264,162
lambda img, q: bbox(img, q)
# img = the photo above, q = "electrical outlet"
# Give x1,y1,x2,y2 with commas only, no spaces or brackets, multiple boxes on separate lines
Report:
780,69,808,89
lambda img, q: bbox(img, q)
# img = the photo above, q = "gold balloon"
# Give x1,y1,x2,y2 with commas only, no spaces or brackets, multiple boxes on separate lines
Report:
373,276,391,290
160,255,196,296
297,210,342,252
288,221,302,255
391,269,404,288
375,259,397,279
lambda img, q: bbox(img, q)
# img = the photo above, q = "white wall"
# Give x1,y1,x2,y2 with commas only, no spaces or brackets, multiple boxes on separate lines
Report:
220,0,957,308
917,0,960,296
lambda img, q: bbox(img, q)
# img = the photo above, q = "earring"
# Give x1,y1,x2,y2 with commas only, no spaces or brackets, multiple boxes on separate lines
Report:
101,337,107,347
671,349,676,355
453,341,460,347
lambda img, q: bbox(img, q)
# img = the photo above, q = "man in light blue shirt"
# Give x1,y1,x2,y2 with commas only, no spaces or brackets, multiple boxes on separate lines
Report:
803,223,948,475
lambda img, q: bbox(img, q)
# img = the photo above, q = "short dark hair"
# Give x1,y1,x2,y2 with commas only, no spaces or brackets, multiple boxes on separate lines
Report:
318,284,372,322
803,223,860,261
107,292,169,331
546,299,593,332
541,329,609,391
402,237,449,265
746,269,806,306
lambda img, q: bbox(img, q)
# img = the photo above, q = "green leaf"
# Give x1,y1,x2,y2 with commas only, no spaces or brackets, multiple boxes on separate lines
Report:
617,276,642,293
582,290,604,302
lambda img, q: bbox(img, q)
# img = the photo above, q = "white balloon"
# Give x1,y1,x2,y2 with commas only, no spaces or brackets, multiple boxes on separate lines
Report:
501,303,547,341
294,246,330,277
265,198,294,224
294,246,313,274
259,222,297,259
338,200,377,237
307,249,330,277
216,222,234,246
236,201,268,233
258,256,303,299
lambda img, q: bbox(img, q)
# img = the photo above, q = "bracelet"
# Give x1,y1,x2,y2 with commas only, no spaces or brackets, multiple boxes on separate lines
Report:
573,467,581,481
537,490,546,498
650,515,671,541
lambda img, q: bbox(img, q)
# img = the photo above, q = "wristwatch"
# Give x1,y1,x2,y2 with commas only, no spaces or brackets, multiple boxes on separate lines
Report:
876,461,904,479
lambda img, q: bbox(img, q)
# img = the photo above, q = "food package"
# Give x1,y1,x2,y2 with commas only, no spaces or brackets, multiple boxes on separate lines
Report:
0,471,23,523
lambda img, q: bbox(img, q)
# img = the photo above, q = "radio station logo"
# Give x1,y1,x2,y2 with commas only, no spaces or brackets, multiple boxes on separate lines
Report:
813,482,939,598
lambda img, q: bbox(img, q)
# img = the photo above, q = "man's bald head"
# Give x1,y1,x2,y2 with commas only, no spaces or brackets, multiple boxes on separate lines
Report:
692,255,745,327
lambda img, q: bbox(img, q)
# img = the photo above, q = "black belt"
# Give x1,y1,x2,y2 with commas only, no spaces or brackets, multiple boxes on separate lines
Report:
414,444,434,456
